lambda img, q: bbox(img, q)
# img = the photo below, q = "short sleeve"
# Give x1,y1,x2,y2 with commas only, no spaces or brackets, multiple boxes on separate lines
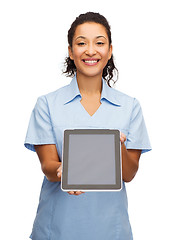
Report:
126,98,152,154
24,96,56,152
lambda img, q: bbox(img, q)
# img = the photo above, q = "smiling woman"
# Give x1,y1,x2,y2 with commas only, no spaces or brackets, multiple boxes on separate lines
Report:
24,11,151,240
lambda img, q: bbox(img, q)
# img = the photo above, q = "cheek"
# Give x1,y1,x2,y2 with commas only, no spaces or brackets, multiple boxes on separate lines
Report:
72,47,84,59
99,48,111,59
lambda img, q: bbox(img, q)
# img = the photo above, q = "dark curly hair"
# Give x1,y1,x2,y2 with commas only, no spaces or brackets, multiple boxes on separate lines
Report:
63,12,118,87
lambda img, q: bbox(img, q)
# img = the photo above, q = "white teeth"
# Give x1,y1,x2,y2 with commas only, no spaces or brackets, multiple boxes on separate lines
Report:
84,60,97,63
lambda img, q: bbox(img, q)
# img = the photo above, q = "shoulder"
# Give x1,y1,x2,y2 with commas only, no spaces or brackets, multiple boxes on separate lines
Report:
111,87,139,107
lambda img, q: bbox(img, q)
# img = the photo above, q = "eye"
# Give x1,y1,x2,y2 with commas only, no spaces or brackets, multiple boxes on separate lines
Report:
77,42,86,46
96,42,104,45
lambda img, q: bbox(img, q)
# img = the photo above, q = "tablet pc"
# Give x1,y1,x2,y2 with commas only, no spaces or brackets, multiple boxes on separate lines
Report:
61,129,122,192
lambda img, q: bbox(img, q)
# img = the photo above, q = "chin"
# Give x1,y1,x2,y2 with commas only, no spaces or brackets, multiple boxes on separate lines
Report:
77,69,103,78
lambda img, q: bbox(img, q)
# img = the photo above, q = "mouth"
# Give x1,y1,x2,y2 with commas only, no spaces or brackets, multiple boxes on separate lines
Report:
82,59,100,66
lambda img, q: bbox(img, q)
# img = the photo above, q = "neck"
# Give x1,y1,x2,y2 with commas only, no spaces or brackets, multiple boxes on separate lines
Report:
76,72,102,96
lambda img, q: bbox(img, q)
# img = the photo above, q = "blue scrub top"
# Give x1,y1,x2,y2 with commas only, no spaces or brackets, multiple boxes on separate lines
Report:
24,75,151,240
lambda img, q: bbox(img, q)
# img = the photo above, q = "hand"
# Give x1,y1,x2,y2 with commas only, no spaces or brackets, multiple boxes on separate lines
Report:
56,165,85,196
56,164,62,179
67,191,85,196
120,132,126,145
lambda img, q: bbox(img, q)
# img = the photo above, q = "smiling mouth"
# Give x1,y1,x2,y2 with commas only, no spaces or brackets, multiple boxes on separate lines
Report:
82,59,100,65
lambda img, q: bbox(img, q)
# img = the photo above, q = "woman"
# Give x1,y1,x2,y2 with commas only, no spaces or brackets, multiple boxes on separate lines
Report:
24,12,151,240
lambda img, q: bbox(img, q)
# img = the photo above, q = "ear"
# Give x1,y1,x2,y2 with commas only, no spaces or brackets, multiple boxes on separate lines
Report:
108,44,113,60
68,46,74,60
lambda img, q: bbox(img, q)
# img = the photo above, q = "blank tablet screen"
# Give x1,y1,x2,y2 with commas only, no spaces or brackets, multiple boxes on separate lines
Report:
61,129,122,191
68,133,115,184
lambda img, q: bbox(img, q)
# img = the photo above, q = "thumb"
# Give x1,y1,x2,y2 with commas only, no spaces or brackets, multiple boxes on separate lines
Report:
56,165,62,177
120,132,126,144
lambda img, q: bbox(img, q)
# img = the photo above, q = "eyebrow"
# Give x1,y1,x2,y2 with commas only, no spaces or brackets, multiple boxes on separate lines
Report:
75,35,107,41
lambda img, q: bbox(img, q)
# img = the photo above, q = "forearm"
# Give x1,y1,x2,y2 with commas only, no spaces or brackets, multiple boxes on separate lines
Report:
34,145,62,182
121,143,140,182
41,160,62,182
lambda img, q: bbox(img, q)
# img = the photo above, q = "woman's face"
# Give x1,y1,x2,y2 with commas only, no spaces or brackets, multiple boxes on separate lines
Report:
68,22,112,79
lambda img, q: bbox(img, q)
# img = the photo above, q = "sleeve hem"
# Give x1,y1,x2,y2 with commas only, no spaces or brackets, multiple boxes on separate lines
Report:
127,148,151,154
24,138,56,152
126,144,152,154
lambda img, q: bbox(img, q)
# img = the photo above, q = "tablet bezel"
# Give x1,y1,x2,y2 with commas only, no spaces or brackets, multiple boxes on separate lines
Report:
61,129,122,192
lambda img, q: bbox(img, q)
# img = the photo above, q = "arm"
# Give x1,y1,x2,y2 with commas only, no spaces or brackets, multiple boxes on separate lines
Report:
34,144,84,196
120,133,142,182
34,144,62,182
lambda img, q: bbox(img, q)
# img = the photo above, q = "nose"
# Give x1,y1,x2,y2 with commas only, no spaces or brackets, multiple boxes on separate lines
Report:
85,43,96,56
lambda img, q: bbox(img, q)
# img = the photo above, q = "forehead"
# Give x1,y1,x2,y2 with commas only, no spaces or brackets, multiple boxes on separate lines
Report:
74,22,108,39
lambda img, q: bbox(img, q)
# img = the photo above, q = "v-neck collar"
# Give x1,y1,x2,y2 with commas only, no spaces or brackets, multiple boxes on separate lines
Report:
63,75,121,107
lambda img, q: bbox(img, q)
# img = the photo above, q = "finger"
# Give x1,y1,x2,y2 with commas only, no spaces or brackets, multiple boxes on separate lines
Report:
56,165,62,172
120,137,124,144
121,132,126,140
120,132,126,144
76,191,85,195
75,191,82,195
56,165,62,177
57,172,61,178
68,191,75,195
56,170,62,178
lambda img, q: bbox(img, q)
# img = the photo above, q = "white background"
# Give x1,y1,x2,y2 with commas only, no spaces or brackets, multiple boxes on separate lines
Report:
0,0,177,239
